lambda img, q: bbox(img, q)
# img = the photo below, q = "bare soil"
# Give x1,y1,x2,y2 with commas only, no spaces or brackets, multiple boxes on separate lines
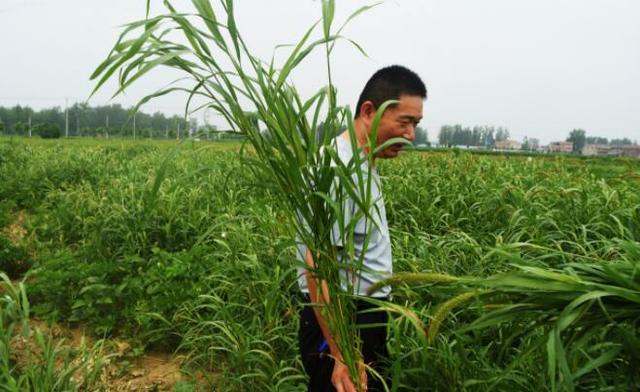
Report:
8,319,208,391
2,209,27,244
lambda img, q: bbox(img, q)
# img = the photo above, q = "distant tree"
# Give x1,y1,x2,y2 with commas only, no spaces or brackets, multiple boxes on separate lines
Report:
14,121,26,136
586,136,608,145
471,126,480,146
450,124,472,146
197,124,216,139
439,125,452,146
482,127,495,147
566,129,586,152
610,138,632,146
315,120,342,142
521,137,540,151
35,123,62,139
495,127,510,142
81,127,94,137
413,126,429,146
529,138,540,150
189,117,198,137
0,103,204,138
440,124,507,147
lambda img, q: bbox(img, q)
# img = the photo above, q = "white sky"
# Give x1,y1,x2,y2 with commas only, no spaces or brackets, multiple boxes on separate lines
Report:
0,0,638,144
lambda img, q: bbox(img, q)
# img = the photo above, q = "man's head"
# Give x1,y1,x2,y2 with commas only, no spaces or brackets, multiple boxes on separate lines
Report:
354,65,426,158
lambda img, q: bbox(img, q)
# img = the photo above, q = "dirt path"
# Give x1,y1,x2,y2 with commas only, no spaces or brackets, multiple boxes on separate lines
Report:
10,319,203,391
2,209,27,243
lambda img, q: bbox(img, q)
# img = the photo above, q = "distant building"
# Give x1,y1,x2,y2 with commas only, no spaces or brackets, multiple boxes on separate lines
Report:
494,140,522,150
582,144,640,158
582,144,610,156
526,138,540,150
548,141,573,153
616,145,640,158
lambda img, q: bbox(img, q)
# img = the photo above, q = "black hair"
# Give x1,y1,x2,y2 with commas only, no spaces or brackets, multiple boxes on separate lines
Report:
354,65,427,118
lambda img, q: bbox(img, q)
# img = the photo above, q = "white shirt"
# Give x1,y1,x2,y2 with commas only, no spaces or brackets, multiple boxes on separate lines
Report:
296,136,392,297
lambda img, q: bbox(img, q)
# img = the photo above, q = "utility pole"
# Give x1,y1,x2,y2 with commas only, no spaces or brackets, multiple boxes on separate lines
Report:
76,116,80,137
65,98,69,138
106,115,109,139
28,116,32,138
165,124,168,139
133,113,136,140
177,123,180,140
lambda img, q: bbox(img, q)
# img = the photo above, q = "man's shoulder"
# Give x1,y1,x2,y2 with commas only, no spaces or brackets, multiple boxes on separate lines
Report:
334,136,354,161
319,136,354,167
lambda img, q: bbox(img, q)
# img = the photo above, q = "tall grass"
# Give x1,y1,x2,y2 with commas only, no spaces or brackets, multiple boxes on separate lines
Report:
90,0,404,385
370,241,640,390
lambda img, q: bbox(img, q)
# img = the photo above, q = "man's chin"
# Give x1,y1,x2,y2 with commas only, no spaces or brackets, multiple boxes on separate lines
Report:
380,148,401,159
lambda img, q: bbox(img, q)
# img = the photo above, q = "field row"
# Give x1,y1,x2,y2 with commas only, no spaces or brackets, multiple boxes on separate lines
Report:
1,138,639,390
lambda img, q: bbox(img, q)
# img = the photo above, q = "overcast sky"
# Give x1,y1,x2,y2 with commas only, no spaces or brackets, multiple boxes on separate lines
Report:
1,0,638,144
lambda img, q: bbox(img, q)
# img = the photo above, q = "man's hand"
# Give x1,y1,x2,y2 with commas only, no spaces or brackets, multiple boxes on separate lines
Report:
331,360,367,392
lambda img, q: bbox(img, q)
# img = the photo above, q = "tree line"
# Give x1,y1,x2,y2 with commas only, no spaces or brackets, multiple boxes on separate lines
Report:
438,125,637,152
0,103,205,138
438,125,511,147
566,129,636,152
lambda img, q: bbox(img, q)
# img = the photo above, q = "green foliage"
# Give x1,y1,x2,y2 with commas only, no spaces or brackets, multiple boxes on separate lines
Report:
412,126,428,146
0,199,15,228
439,124,505,147
566,128,586,153
0,137,633,390
0,103,192,138
0,273,107,391
35,123,62,139
0,236,30,279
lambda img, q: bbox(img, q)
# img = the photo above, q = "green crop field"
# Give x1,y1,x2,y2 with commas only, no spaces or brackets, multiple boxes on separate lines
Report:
1,137,639,391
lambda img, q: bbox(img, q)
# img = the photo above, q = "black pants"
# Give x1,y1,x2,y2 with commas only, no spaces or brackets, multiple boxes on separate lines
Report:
299,295,389,392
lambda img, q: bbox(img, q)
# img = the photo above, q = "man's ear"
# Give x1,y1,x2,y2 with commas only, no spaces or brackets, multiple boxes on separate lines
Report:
359,101,376,126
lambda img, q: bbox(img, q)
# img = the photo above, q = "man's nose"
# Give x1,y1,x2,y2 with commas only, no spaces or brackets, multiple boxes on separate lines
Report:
405,125,416,141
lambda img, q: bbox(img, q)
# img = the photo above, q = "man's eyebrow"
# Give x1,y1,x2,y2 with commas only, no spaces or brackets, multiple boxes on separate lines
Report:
398,115,422,121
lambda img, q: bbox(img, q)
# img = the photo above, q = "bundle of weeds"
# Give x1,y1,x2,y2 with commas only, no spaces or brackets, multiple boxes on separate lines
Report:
90,0,395,383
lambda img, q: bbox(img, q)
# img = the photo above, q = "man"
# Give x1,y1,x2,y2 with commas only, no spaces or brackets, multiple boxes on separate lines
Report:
298,65,426,392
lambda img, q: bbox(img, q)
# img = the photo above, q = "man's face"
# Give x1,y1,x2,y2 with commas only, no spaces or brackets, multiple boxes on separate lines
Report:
367,95,424,159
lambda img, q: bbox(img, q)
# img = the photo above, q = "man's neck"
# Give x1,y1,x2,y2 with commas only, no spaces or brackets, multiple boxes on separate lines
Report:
339,119,372,158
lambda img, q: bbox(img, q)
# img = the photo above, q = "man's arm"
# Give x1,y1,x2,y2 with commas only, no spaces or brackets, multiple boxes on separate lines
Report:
304,249,366,392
